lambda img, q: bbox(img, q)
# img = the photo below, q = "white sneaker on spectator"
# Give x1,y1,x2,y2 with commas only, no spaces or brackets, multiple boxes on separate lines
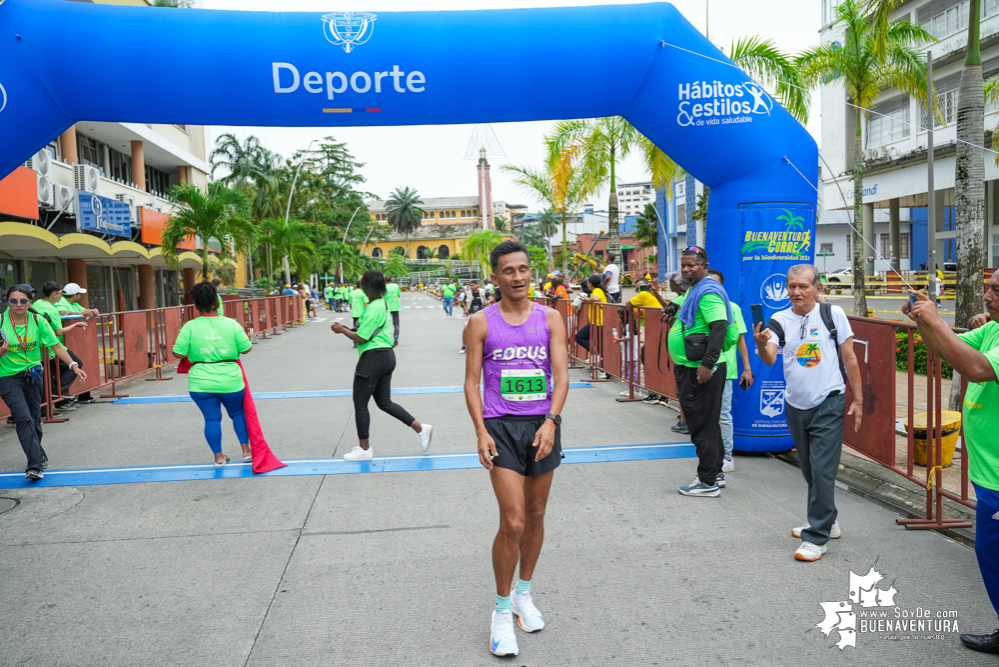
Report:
794,541,827,561
792,520,841,539
722,458,735,472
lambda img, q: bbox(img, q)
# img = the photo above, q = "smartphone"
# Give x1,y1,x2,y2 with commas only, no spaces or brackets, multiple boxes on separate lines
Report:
909,293,918,308
637,284,651,292
751,304,765,330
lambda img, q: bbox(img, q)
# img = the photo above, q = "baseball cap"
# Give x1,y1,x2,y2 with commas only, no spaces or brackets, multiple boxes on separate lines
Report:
63,282,87,295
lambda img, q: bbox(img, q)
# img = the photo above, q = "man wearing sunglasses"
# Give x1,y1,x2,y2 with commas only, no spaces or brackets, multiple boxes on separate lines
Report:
903,272,999,655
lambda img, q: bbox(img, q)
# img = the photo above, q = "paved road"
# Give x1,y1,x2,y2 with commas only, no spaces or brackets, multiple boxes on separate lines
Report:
0,292,993,666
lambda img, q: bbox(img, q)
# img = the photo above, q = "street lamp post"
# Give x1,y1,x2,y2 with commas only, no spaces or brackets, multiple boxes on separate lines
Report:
339,205,363,283
284,139,317,284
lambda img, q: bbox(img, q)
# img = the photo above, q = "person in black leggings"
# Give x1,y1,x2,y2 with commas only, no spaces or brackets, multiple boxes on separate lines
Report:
330,270,433,461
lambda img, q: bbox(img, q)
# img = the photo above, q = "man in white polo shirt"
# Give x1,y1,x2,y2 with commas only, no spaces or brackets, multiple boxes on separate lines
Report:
602,252,621,304
753,264,863,562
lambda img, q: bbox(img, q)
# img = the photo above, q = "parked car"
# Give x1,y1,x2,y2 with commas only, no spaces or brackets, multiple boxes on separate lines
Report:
824,267,853,283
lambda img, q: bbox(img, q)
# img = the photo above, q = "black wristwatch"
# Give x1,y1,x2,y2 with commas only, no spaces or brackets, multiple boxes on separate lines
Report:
545,413,562,426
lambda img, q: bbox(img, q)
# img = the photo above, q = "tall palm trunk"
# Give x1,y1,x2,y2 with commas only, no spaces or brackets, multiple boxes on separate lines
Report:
607,151,620,257
202,241,210,281
405,232,411,258
852,107,869,316
955,0,985,331
561,211,568,273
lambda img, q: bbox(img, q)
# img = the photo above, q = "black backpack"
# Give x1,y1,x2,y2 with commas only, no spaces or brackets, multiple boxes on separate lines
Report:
766,303,847,383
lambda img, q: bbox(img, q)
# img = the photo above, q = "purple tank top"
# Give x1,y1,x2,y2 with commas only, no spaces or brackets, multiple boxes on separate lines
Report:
482,302,553,418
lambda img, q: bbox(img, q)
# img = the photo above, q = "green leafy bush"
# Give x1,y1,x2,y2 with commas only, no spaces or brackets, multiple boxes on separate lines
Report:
895,331,953,379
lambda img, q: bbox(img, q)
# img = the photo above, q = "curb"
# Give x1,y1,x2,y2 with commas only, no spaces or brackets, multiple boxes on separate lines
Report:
774,449,977,548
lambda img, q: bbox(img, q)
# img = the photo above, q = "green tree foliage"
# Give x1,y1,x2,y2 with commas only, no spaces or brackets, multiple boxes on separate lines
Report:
634,203,658,251
797,0,937,315
162,183,255,280
728,36,810,124
527,245,549,278
462,229,504,278
258,218,316,280
386,187,424,256
382,253,409,278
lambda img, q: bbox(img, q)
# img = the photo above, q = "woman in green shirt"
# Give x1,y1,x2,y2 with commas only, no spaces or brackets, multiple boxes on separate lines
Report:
331,270,433,461
0,285,87,480
172,282,253,466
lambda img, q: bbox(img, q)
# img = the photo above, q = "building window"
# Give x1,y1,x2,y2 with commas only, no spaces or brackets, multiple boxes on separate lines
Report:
109,147,132,184
988,0,999,18
921,88,959,128
820,242,833,254
900,232,910,260
677,204,686,227
867,106,910,146
438,244,450,258
416,245,428,259
927,2,969,39
372,247,383,258
77,133,105,172
880,233,890,259
145,165,171,196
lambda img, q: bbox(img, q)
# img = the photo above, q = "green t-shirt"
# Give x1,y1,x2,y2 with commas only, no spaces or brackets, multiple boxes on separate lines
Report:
667,293,728,368
442,284,455,298
172,315,251,393
55,297,73,313
356,298,394,356
958,322,999,491
325,286,334,299
217,294,224,310
30,299,66,349
0,311,60,377
385,283,401,312
70,301,85,312
349,288,368,318
723,307,748,380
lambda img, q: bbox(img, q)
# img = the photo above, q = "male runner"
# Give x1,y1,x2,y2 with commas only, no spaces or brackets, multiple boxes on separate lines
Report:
463,240,569,658
385,276,402,346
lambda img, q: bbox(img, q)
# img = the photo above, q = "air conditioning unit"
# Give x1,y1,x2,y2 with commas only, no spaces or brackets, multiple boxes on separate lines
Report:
53,183,75,216
115,193,137,224
74,164,101,193
37,173,54,208
26,149,53,178
888,147,900,160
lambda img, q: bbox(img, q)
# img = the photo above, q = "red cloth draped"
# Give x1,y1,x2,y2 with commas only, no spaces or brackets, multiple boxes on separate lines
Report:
177,357,286,474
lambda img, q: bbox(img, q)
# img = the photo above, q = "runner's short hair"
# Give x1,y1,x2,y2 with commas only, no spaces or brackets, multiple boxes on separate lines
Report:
360,270,387,299
586,274,602,289
787,264,820,288
191,281,219,312
42,281,62,297
490,240,530,271
707,268,724,284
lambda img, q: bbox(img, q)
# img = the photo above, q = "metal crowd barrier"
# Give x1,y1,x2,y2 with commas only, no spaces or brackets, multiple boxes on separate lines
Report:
0,295,303,421
545,297,977,525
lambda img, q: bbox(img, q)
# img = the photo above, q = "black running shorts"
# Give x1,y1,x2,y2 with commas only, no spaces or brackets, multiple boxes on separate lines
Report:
484,414,562,477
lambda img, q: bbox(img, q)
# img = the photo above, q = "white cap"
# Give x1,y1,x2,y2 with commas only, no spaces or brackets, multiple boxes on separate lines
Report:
63,282,87,295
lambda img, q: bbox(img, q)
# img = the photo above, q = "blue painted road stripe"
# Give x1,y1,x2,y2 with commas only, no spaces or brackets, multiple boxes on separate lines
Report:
0,443,695,489
112,383,595,404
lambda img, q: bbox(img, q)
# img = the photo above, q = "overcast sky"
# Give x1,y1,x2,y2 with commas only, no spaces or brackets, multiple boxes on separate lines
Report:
203,0,823,211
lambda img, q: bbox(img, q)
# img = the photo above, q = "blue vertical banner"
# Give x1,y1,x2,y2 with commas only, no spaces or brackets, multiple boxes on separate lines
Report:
733,202,815,450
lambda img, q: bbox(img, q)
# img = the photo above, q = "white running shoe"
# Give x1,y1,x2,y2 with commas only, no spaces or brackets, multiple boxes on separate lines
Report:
792,520,841,539
343,446,373,461
722,458,735,472
794,541,828,562
511,592,545,632
418,424,433,452
490,610,519,656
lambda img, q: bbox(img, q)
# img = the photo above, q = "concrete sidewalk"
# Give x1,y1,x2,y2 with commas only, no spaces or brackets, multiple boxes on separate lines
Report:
0,292,994,666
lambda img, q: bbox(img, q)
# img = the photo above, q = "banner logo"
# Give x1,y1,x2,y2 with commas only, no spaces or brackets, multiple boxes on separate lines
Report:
676,79,774,128
322,12,377,53
0,81,7,114
760,273,789,309
760,387,784,417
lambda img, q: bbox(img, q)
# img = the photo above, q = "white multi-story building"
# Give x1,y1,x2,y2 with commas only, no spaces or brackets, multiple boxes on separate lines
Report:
818,0,999,273
617,181,655,216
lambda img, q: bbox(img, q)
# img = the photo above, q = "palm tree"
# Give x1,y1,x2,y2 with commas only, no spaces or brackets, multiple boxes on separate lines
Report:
545,117,677,258
385,187,424,257
520,225,549,251
634,203,658,252
259,218,316,280
797,0,937,316
502,163,592,274
534,209,559,240
162,183,255,281
728,36,811,125
493,214,508,232
462,229,504,279
953,0,986,330
423,247,439,261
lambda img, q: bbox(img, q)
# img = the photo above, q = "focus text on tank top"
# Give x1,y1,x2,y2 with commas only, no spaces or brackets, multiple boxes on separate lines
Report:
482,302,553,418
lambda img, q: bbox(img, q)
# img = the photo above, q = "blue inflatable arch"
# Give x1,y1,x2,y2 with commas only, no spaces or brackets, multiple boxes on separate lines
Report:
0,0,817,450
